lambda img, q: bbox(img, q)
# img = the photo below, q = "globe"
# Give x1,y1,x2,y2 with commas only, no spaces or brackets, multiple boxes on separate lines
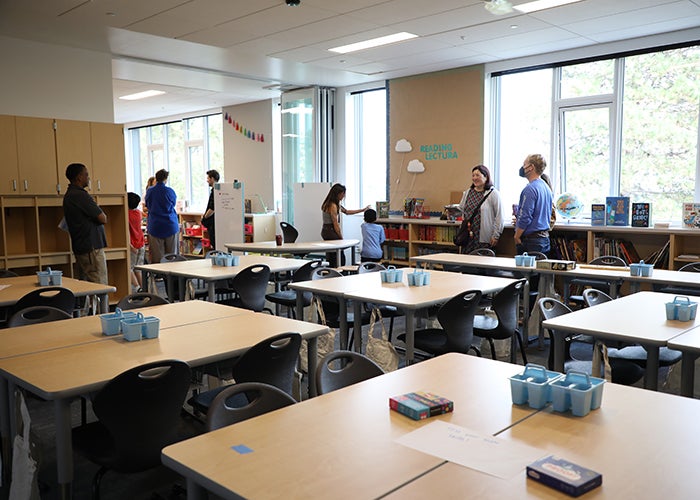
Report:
555,192,584,220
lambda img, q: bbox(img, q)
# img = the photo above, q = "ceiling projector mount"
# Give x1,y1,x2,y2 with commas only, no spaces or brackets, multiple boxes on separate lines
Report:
484,0,514,15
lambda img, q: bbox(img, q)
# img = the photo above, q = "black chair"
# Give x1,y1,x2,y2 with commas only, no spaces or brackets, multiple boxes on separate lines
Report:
206,382,296,432
0,270,19,327
160,253,187,301
280,221,299,243
13,286,76,316
311,267,371,350
116,292,169,310
265,260,325,318
316,351,384,395
582,288,613,308
190,332,302,416
473,279,528,364
7,305,72,327
655,261,700,296
72,360,192,500
0,270,18,277
564,255,626,307
468,248,495,257
357,262,403,340
218,264,272,312
537,297,644,385
398,290,483,357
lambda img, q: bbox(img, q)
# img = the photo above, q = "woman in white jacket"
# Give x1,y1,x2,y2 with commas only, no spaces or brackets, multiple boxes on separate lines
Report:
458,164,504,254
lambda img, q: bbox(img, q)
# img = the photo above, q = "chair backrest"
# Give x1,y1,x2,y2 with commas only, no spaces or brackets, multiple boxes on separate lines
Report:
280,222,299,243
92,360,191,471
206,382,296,432
488,279,528,340
538,297,573,369
529,251,548,260
231,332,302,397
7,306,72,327
13,286,75,316
116,292,170,311
582,288,613,308
0,270,18,278
229,264,271,312
311,267,343,280
316,350,384,395
679,261,700,273
589,255,626,266
161,253,187,263
436,290,482,353
310,267,344,323
291,260,326,283
468,248,495,257
357,262,386,273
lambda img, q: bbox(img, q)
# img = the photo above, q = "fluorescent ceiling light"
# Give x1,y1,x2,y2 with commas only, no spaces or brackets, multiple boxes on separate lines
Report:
484,0,514,15
514,0,583,14
119,90,166,101
329,32,418,54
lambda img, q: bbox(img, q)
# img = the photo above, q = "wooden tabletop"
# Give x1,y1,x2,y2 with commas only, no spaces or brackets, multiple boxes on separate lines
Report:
0,275,116,307
162,354,537,500
388,382,700,499
0,300,250,360
225,239,359,254
135,254,307,279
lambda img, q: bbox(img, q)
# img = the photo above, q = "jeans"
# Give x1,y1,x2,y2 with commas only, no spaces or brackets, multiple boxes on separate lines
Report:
516,236,550,257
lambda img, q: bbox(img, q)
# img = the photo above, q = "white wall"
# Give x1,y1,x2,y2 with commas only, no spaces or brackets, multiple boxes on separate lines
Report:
222,100,275,214
0,36,113,122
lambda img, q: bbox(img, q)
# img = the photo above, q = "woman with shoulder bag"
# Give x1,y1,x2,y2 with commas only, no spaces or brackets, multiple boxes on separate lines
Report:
456,164,504,254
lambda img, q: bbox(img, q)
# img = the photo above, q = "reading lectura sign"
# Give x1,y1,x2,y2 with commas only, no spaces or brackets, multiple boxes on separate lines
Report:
419,143,458,160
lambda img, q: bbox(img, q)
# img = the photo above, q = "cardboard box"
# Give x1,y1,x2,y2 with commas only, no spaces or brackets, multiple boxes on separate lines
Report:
536,259,576,271
527,455,602,497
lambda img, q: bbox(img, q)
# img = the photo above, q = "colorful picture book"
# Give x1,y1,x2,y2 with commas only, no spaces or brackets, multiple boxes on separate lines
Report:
605,197,630,226
591,204,605,226
683,203,700,229
389,392,453,420
631,202,651,227
376,201,390,219
527,455,602,497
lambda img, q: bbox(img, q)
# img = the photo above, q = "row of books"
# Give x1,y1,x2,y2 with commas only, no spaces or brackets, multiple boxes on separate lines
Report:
383,246,409,261
643,240,670,268
591,237,641,264
550,237,587,263
414,225,458,243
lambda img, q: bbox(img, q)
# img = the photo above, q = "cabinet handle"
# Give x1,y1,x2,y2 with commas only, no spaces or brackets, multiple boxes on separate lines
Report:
97,180,101,191
23,180,28,191
12,179,17,191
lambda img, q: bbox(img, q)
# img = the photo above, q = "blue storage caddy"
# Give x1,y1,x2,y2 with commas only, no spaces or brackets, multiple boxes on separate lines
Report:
37,267,63,286
99,308,137,336
514,253,536,267
142,316,160,339
509,363,563,409
550,371,605,417
665,296,698,322
407,270,430,286
630,260,653,277
381,266,403,283
121,312,145,342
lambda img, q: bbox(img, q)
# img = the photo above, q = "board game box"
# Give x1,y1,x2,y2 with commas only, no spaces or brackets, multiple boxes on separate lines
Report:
527,455,602,497
389,392,453,420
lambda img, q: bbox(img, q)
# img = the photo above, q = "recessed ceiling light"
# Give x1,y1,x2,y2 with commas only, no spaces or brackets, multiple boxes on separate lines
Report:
514,0,583,14
119,90,166,101
329,32,418,54
510,24,518,29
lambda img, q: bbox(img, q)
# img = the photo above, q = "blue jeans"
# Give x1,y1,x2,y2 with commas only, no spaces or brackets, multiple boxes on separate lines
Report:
516,236,550,257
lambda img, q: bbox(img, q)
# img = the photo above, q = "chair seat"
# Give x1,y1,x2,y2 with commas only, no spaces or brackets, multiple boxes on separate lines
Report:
607,346,682,367
569,278,613,287
188,384,249,415
473,314,498,333
564,358,644,385
398,329,449,355
265,289,312,307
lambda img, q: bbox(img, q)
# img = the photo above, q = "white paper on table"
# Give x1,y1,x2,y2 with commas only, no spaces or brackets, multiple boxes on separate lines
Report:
395,420,546,479
0,285,11,291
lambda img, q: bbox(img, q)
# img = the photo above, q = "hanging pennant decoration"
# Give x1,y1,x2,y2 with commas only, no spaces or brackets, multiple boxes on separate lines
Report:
223,112,264,143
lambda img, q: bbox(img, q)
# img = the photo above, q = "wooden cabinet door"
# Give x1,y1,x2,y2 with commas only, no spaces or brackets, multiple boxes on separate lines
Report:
0,115,20,194
55,119,92,195
90,122,126,194
15,116,59,195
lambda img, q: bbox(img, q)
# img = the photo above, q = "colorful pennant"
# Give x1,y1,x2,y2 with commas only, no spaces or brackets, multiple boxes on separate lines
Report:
224,112,264,142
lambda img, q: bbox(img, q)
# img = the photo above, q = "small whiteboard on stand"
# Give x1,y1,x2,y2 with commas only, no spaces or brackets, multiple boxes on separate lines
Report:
214,181,245,251
293,182,332,242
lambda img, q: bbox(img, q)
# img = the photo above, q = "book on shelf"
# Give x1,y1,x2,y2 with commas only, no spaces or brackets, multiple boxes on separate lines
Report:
644,240,670,268
591,204,605,226
376,201,390,219
389,392,453,420
631,202,651,227
682,203,700,229
605,197,630,226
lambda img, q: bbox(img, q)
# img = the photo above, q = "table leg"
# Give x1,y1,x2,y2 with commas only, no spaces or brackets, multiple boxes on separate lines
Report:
178,277,185,301
186,479,207,500
351,246,357,265
405,310,415,365
99,293,109,314
307,337,318,397
353,301,363,353
643,345,660,391
295,292,304,321
167,276,175,303
55,398,74,499
339,298,349,351
680,352,698,398
208,282,216,302
522,279,530,342
552,331,565,373
537,275,549,349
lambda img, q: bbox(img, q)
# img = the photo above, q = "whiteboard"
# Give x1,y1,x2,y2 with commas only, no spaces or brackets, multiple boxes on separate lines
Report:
293,182,332,242
214,181,245,251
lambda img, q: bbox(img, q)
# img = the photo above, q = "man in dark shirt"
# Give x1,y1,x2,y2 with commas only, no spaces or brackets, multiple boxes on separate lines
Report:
201,169,219,250
62,163,108,284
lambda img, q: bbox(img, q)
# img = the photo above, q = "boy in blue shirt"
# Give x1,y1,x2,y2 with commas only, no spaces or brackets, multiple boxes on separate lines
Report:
361,209,385,262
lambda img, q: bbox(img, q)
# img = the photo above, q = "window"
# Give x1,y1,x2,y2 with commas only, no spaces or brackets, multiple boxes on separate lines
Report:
492,44,700,222
128,114,223,212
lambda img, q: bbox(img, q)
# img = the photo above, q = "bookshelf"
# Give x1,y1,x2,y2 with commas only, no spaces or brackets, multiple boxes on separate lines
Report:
178,212,208,258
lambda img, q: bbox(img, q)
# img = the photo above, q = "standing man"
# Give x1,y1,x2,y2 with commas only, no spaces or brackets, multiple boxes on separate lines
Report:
145,169,179,264
201,169,220,250
62,163,109,284
514,154,553,256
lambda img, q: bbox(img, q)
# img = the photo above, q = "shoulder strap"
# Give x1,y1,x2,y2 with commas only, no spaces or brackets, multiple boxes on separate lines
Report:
466,188,494,222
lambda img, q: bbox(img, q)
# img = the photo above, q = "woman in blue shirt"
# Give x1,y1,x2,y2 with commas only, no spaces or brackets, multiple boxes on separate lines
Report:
514,154,553,256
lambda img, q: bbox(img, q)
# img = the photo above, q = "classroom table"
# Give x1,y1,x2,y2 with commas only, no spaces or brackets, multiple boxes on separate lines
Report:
161,353,539,500
411,253,535,340
0,306,328,499
0,275,116,314
385,380,700,499
542,291,698,390
135,254,308,302
225,238,360,265
666,325,700,397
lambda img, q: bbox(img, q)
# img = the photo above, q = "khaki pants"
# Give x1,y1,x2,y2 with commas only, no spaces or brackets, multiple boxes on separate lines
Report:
75,248,108,284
